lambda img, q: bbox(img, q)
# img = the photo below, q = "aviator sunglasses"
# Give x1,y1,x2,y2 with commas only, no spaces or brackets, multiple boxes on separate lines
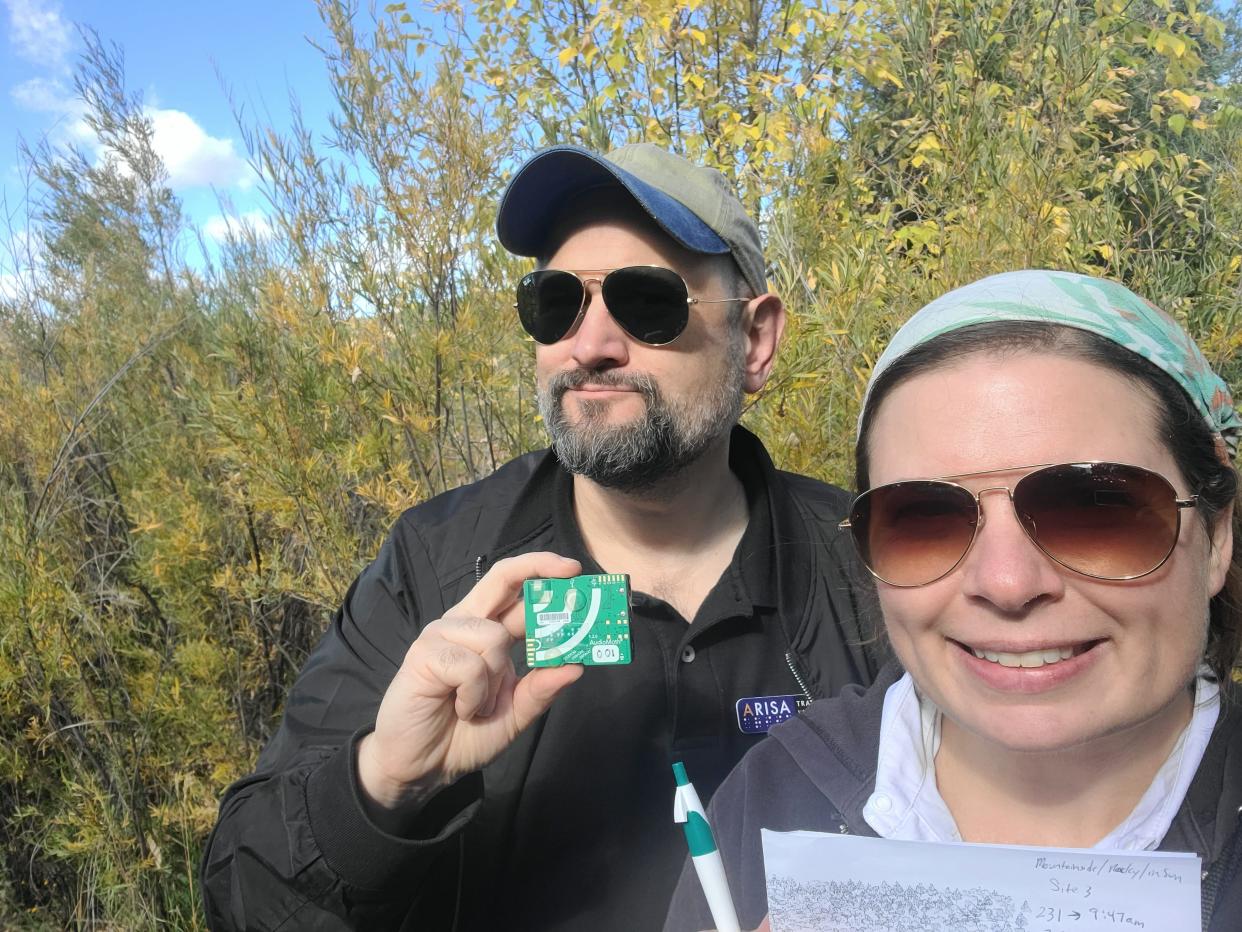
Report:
839,462,1199,588
515,266,750,345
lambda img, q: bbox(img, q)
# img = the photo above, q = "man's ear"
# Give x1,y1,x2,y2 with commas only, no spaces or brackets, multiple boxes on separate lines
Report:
741,293,786,394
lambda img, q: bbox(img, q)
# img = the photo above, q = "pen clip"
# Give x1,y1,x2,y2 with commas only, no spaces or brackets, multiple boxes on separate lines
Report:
673,787,690,823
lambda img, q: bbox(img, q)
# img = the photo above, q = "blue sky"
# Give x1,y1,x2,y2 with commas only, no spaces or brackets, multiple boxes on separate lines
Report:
1,0,348,282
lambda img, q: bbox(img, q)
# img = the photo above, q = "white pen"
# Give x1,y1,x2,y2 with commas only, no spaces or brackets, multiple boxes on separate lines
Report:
672,761,741,932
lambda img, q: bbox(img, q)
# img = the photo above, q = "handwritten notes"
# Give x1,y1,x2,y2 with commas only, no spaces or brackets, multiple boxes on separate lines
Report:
760,830,1200,932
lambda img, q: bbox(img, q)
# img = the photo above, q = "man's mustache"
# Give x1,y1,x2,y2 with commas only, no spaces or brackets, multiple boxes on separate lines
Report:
545,368,659,400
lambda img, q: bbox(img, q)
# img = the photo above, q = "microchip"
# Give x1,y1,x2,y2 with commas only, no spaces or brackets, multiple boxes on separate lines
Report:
523,573,632,667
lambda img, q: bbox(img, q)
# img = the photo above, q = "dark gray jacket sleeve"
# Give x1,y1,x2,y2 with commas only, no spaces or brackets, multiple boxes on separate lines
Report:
200,526,479,930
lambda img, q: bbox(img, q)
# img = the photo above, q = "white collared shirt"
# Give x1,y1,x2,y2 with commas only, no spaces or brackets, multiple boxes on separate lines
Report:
862,670,1220,849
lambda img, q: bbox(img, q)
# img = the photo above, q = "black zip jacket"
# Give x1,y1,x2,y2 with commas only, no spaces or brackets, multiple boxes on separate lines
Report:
664,662,1242,932
201,428,882,931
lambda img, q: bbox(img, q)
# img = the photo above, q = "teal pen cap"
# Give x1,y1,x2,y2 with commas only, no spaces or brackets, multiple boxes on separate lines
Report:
671,761,718,856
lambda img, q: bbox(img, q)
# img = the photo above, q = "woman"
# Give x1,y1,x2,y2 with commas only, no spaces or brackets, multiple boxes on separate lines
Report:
664,270,1242,932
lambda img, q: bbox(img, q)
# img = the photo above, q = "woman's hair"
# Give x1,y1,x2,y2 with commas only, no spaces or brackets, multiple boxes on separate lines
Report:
855,321,1241,683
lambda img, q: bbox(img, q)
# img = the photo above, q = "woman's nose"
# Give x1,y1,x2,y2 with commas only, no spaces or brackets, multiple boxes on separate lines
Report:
957,489,1065,614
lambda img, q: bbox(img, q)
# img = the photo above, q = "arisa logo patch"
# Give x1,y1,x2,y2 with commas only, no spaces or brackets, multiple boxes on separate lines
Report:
735,694,803,734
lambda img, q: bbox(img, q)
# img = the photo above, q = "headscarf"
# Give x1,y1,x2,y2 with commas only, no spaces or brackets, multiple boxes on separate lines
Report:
862,270,1240,458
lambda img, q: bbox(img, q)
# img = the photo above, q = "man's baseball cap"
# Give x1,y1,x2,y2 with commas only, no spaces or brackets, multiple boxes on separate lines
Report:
496,143,767,296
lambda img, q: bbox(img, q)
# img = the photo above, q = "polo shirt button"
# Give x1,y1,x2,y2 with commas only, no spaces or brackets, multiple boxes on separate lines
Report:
871,793,892,813
680,645,696,663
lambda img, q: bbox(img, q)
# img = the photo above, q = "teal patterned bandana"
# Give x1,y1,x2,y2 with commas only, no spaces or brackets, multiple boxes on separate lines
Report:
864,270,1241,458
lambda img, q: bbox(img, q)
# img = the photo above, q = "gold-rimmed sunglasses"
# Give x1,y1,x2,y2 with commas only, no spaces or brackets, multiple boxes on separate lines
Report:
839,461,1198,587
515,265,749,345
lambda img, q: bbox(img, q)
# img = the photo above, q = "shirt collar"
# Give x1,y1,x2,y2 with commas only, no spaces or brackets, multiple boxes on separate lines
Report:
864,671,1221,850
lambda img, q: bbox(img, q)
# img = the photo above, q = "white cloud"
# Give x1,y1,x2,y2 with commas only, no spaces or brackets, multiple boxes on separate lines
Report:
203,209,272,243
3,226,37,259
0,272,21,302
4,0,71,67
12,76,96,155
11,80,255,191
147,108,255,190
9,76,94,147
0,228,39,303
11,75,72,113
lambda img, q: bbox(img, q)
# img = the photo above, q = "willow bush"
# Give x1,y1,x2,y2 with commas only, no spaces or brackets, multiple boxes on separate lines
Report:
1,2,1239,926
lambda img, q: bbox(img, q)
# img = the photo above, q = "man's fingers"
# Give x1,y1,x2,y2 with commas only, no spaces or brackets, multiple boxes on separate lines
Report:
446,552,580,630
418,616,516,718
475,641,514,718
510,665,584,732
419,554,584,727
410,641,494,720
431,615,512,660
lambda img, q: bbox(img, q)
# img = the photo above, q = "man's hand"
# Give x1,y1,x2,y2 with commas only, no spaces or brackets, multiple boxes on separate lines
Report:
357,552,585,816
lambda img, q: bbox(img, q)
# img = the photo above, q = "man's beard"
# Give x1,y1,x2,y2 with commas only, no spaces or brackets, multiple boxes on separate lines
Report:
537,339,746,493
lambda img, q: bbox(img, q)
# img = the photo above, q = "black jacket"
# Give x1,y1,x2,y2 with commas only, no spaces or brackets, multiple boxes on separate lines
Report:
201,428,881,930
664,662,1242,932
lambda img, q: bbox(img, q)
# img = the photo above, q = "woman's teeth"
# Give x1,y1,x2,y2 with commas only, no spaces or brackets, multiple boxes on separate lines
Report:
971,646,1075,668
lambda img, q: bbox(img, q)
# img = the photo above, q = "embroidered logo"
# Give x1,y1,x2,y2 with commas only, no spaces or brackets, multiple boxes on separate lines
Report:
735,694,803,734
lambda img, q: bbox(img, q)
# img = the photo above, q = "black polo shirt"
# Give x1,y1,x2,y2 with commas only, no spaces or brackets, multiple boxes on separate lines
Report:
495,439,813,930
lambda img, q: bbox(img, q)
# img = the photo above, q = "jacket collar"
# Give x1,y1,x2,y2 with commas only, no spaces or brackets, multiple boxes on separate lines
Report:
489,446,561,558
1162,683,1242,863
771,662,905,836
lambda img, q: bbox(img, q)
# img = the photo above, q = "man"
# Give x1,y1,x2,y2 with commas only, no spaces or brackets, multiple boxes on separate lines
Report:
201,144,879,931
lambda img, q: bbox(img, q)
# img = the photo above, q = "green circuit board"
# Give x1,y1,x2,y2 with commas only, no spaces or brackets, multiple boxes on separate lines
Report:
523,573,632,667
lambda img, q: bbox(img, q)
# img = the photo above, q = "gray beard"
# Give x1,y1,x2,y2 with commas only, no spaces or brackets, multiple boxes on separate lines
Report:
537,342,746,493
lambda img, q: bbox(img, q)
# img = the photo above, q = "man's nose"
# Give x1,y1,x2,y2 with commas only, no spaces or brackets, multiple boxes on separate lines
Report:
568,281,630,369
957,489,1065,614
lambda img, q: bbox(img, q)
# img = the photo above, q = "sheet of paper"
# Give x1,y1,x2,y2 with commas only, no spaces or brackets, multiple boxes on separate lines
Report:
761,829,1200,932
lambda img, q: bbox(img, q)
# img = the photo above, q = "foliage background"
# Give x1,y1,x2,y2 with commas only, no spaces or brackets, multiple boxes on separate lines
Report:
1,0,1240,926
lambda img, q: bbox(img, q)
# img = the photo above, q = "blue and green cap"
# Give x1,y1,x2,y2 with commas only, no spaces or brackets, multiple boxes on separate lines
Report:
863,270,1240,458
496,143,767,297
